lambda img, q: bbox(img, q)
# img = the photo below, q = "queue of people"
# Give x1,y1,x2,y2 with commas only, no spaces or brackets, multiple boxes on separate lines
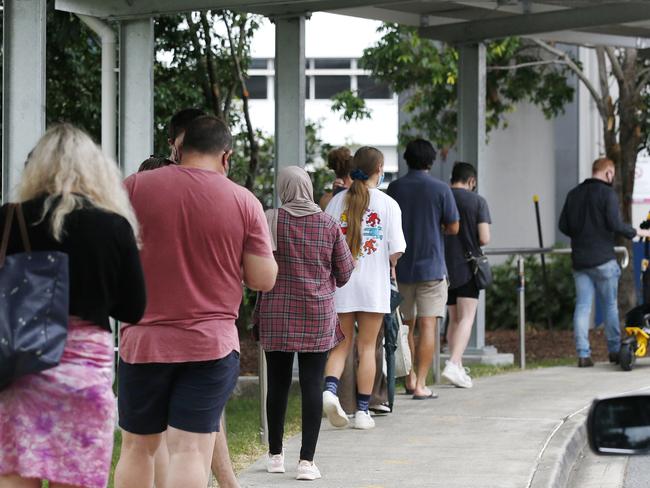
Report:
0,108,494,487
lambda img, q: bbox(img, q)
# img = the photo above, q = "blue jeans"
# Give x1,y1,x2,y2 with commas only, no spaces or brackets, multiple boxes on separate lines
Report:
573,259,621,358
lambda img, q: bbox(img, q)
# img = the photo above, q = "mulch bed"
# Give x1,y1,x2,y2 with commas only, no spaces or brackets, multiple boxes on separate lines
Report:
239,328,612,375
486,328,610,363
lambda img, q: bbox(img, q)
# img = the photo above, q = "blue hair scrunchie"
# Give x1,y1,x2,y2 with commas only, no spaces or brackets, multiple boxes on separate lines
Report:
351,168,369,181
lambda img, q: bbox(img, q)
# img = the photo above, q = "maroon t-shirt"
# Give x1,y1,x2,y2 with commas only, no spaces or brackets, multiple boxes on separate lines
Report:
120,165,273,363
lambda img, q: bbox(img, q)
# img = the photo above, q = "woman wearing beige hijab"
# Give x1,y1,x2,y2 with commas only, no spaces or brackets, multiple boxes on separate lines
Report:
255,166,355,481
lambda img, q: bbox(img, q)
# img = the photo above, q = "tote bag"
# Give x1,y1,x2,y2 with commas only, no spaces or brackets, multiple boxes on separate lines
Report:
393,308,412,378
0,204,69,390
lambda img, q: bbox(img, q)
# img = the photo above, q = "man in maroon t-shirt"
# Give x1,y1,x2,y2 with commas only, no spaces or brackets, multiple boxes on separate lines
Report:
115,116,277,488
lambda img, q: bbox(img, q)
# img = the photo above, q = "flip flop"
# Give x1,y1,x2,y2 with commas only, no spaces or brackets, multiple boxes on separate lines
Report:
404,388,414,395
412,392,438,400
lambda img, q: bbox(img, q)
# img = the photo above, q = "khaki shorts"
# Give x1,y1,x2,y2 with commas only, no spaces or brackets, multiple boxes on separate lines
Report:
398,280,448,320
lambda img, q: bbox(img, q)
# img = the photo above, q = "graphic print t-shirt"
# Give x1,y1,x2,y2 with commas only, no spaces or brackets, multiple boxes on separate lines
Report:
325,188,406,314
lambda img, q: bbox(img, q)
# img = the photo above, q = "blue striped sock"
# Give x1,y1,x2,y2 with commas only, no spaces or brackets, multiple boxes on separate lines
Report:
324,376,339,395
357,393,371,412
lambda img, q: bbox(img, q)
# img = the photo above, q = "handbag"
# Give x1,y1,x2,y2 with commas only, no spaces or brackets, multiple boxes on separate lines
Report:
459,231,492,290
0,203,70,390
393,308,412,378
468,252,493,290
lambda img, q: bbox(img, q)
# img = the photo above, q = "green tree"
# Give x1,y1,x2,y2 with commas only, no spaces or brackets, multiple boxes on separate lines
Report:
332,25,575,149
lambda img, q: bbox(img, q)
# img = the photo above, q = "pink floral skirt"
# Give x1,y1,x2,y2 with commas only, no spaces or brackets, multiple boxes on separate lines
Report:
0,318,115,488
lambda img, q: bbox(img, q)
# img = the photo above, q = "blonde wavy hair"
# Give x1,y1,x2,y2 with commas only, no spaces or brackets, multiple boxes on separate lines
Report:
19,123,140,243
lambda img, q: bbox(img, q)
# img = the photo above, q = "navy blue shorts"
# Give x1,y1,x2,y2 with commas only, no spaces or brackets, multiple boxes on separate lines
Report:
118,351,239,435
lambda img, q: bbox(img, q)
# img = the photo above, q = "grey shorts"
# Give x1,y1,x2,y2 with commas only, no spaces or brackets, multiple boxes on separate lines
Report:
398,280,448,320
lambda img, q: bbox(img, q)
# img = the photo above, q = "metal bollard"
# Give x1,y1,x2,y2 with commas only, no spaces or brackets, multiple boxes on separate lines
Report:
517,256,526,369
258,343,269,444
434,316,441,384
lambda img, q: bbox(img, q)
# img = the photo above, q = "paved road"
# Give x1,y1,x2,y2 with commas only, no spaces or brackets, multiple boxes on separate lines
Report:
624,456,650,488
238,360,650,488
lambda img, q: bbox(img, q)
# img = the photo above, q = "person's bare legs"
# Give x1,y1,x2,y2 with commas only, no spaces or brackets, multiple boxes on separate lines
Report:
355,312,384,395
446,306,458,353
115,430,163,488
211,416,239,488
324,313,356,379
153,432,169,488
166,426,215,488
449,298,479,366
413,316,436,397
0,475,40,487
404,318,417,391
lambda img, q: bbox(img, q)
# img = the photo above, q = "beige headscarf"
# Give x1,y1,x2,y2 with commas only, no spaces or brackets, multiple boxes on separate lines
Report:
266,166,322,251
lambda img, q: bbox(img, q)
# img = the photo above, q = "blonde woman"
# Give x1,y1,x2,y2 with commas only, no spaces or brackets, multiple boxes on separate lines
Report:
0,124,146,488
322,147,406,430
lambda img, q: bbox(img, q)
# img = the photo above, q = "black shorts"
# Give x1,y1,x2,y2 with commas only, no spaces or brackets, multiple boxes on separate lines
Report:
447,279,480,305
118,351,239,435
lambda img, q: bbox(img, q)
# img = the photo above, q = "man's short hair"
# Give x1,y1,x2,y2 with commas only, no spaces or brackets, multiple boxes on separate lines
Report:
138,156,175,172
404,139,437,170
592,157,614,174
168,108,206,142
182,116,233,155
451,162,477,184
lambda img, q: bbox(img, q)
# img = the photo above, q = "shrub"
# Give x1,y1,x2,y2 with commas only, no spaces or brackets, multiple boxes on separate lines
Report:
485,252,575,330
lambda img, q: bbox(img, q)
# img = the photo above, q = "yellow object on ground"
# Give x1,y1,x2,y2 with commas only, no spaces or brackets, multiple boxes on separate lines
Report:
625,327,650,357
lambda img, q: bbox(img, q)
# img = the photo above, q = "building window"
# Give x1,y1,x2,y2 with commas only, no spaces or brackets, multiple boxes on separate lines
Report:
314,58,351,69
357,76,392,99
315,76,350,99
247,76,268,99
250,58,269,70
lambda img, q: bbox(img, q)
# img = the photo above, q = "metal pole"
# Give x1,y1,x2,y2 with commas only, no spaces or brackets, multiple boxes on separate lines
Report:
517,256,526,369
434,316,441,384
258,342,269,444
533,195,553,330
78,15,117,162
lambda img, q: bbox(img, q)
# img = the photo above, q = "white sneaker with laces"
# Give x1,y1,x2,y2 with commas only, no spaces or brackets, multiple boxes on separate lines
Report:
322,391,349,428
296,460,322,481
353,410,375,430
442,360,472,388
267,450,285,473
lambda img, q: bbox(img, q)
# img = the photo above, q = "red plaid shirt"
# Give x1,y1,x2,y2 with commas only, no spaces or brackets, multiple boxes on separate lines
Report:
255,209,355,352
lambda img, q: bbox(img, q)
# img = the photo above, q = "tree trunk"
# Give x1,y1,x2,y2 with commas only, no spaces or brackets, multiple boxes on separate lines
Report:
608,48,642,315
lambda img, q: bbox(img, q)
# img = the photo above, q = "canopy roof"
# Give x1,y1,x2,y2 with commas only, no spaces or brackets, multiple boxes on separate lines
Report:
55,1,650,47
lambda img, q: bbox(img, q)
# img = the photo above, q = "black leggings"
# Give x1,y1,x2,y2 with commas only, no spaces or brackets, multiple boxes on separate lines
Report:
265,351,328,461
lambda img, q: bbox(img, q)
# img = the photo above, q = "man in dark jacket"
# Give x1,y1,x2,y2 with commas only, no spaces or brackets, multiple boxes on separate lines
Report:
559,157,650,367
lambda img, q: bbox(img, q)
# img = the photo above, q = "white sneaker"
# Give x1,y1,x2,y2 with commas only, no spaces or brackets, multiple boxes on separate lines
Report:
462,366,474,388
322,391,349,428
267,451,285,473
353,410,375,430
442,360,473,388
296,460,322,481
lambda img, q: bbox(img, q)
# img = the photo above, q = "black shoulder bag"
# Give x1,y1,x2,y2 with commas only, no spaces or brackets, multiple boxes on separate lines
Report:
460,232,492,290
0,204,70,390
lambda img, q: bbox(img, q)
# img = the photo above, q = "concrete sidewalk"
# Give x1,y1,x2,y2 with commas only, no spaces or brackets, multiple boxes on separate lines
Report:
237,359,650,488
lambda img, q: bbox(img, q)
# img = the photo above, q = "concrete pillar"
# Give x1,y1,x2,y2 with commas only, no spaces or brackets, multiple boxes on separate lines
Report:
119,19,154,177
457,43,489,355
274,16,306,174
1,0,47,202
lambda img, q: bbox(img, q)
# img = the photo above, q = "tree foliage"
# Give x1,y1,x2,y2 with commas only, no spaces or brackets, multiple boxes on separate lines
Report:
333,24,575,149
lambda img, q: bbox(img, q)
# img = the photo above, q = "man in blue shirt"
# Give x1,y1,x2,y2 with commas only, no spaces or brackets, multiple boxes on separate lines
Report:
387,139,459,399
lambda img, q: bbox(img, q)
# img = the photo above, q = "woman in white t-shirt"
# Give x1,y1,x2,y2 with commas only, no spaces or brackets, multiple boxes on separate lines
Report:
322,146,406,430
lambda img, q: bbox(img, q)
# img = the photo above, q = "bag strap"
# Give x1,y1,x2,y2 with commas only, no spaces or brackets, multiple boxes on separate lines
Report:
15,204,32,253
0,204,16,268
0,204,32,268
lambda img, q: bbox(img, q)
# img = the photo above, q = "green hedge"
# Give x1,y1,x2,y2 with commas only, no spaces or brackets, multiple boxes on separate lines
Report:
485,253,575,330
